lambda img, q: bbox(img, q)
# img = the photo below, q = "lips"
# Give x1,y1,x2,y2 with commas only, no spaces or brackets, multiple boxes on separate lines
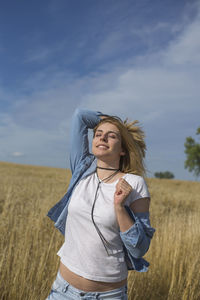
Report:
97,144,109,149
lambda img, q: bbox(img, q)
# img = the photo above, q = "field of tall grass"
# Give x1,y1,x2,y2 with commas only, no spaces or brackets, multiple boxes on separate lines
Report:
0,161,200,300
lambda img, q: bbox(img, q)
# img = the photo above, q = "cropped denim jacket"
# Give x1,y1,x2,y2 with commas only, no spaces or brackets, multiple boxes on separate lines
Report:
47,108,155,272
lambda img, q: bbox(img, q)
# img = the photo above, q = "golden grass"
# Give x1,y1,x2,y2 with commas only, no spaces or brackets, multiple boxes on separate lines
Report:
0,161,199,300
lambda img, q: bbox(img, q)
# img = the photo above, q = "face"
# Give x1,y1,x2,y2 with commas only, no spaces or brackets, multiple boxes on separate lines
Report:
92,122,125,162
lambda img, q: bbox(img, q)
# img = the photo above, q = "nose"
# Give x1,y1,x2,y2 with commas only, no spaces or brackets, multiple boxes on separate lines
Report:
100,133,108,142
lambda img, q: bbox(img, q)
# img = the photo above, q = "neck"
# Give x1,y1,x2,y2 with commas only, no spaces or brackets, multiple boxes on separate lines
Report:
96,159,120,169
96,159,120,181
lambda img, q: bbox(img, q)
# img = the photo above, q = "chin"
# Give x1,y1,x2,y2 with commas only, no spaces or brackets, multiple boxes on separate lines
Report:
93,151,108,159
93,152,106,158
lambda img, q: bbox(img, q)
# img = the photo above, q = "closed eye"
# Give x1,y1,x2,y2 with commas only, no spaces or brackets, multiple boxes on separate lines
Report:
95,133,116,139
108,134,117,138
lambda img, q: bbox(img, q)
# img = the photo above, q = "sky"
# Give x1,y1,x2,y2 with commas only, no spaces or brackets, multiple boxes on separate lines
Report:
0,0,200,180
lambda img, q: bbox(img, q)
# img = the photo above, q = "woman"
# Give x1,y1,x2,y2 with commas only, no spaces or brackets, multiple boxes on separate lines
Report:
46,108,155,300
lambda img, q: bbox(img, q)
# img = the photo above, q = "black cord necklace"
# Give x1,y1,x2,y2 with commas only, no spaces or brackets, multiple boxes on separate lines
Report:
91,168,119,256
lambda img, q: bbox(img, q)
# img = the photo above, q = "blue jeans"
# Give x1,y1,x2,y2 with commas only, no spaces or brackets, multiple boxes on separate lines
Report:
46,271,128,299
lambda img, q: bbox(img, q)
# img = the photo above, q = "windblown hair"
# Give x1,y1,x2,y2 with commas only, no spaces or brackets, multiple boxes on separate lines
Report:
93,116,146,176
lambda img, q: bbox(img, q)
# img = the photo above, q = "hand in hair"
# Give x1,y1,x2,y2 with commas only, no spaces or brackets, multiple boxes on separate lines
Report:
100,115,109,120
114,178,132,207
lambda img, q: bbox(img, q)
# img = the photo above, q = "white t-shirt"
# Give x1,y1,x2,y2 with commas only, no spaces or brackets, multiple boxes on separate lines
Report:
57,172,150,282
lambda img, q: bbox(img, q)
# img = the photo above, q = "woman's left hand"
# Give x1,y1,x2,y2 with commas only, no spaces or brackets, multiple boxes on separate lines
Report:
114,178,133,207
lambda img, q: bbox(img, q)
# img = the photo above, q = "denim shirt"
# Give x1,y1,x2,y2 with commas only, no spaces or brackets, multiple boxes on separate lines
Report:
47,108,155,272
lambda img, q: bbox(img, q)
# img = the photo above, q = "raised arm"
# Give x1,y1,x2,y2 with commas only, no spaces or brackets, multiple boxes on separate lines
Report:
69,108,102,173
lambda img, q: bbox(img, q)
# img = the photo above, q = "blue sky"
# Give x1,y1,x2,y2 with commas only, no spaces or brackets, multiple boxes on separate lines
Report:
0,0,200,180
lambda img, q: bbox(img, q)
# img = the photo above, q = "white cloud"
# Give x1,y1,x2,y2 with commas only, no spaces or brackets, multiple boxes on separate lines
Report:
11,152,24,157
25,48,53,63
80,8,200,120
25,40,68,64
164,18,200,65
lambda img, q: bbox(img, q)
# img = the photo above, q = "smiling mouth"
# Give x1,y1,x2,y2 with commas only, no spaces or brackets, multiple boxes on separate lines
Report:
97,145,109,149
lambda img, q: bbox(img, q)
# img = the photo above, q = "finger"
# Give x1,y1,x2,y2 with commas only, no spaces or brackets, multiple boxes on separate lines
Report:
114,186,123,194
118,181,131,191
120,180,132,190
119,178,130,186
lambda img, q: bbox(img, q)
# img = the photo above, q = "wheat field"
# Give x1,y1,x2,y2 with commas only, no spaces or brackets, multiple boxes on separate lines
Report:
0,161,199,300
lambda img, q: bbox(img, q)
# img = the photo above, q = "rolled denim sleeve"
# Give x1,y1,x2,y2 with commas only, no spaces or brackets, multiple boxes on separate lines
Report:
70,108,102,173
120,210,155,259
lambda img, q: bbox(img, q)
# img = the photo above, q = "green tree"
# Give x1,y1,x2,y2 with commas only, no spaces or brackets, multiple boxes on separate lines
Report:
154,171,174,179
184,127,200,178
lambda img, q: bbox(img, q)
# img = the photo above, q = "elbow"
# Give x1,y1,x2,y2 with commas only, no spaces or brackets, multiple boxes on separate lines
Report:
122,233,151,259
73,108,88,119
73,107,83,119
131,235,151,258
120,218,155,259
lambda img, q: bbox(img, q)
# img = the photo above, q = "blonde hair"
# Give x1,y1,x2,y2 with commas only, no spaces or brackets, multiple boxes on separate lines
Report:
93,116,146,176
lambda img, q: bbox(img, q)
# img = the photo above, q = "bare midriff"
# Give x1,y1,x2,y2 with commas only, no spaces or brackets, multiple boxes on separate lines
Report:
59,262,127,292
